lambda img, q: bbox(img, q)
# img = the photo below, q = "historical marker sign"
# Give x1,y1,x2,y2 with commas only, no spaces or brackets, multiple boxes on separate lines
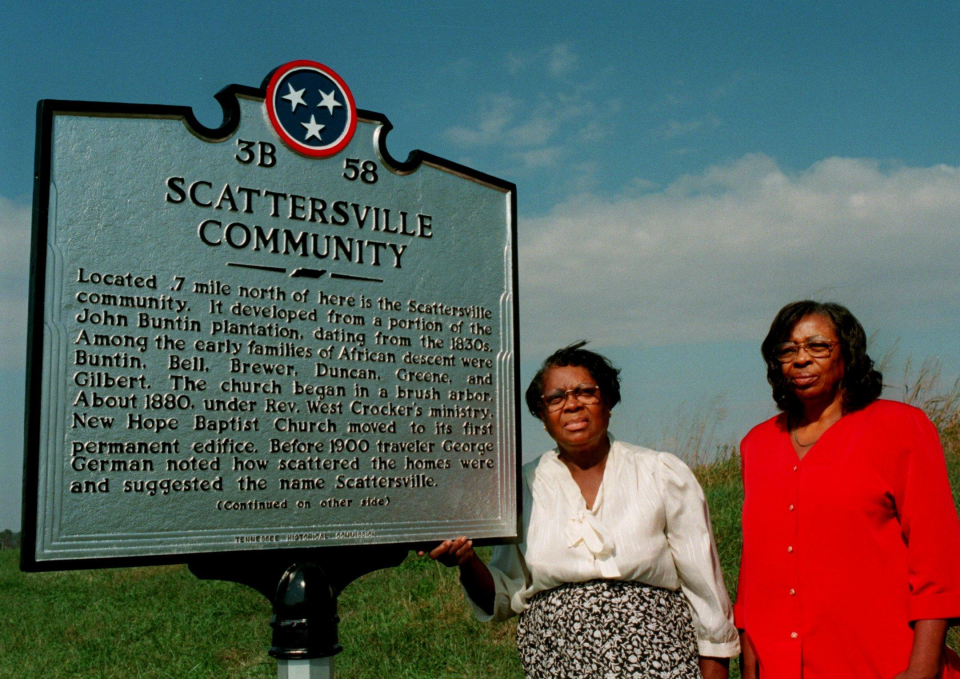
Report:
22,61,519,569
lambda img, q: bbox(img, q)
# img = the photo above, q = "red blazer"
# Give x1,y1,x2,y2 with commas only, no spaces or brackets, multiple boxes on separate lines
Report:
736,400,960,678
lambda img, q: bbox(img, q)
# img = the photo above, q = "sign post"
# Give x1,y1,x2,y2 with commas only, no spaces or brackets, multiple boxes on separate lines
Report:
22,61,519,673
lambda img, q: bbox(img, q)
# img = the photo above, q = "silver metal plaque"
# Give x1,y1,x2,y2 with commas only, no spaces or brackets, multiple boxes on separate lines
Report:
23,63,519,567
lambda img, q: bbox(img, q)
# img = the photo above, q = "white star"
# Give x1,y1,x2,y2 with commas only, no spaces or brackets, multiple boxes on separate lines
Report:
317,89,343,115
301,115,325,141
281,83,307,112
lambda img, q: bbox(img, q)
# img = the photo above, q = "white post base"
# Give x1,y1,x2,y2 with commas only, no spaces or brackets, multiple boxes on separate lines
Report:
277,657,334,679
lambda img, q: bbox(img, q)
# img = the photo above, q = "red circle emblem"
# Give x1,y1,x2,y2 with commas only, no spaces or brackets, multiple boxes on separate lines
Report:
265,60,357,158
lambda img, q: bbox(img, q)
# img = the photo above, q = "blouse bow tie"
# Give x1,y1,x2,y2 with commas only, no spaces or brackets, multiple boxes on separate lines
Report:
566,512,621,577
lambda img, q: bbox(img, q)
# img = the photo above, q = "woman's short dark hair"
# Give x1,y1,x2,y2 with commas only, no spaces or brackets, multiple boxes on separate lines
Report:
761,300,883,415
525,341,621,419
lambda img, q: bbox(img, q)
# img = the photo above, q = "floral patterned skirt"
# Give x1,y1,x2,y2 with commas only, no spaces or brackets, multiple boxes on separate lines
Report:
516,579,700,678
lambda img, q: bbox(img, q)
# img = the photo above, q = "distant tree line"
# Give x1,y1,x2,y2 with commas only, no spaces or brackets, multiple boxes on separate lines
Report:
0,530,20,549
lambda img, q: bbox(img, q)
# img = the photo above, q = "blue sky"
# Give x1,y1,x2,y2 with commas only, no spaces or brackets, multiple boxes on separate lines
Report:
3,2,960,530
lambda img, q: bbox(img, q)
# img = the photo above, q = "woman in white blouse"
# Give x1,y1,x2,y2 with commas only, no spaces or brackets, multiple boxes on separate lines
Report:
425,342,739,678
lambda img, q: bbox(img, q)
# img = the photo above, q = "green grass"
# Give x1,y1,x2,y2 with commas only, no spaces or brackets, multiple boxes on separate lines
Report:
2,431,958,677
0,554,271,677
0,546,521,678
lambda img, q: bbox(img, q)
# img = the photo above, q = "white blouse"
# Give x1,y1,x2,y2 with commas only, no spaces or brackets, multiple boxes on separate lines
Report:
467,437,740,658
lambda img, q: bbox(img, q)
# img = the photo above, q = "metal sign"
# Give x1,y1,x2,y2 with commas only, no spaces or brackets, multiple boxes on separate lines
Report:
22,61,519,569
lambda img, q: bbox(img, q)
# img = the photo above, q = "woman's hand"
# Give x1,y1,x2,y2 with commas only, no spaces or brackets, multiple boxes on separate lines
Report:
891,618,947,679
739,630,759,679
418,536,476,567
699,656,729,679
893,671,940,679
893,666,942,679
418,536,496,615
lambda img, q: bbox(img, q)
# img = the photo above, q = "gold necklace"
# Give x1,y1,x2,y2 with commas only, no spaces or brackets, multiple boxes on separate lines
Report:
792,427,818,447
791,416,820,448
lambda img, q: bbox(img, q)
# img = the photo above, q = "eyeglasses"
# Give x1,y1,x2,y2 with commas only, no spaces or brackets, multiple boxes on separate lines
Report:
773,339,838,363
542,384,602,411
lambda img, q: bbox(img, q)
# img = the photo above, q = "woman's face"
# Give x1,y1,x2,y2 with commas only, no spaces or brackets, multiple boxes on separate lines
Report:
781,314,845,406
540,365,611,456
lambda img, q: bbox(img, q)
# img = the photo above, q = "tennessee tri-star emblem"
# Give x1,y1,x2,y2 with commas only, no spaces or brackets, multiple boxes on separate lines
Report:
265,60,357,158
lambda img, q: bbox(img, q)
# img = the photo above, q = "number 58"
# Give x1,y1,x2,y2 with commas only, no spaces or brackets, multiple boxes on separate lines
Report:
343,158,378,184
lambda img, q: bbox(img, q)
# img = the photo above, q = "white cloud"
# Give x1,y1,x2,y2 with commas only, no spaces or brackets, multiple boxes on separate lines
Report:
519,154,960,354
514,146,563,169
547,43,577,78
444,94,519,147
445,91,601,152
444,43,617,175
655,115,723,140
0,197,31,371
654,71,745,112
708,71,746,101
506,42,578,79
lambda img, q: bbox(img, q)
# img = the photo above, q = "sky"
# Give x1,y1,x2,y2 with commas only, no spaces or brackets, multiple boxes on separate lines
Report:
3,2,960,531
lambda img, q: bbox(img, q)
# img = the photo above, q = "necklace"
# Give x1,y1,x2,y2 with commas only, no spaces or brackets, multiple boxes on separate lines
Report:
790,416,820,448
792,427,818,448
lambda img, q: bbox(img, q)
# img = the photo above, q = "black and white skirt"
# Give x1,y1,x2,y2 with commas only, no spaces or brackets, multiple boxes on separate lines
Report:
516,580,701,678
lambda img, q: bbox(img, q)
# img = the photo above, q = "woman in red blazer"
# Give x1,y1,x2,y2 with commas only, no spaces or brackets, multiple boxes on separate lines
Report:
736,300,960,679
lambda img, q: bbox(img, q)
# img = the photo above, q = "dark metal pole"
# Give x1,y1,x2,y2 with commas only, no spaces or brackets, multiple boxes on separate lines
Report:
270,563,340,679
188,545,407,678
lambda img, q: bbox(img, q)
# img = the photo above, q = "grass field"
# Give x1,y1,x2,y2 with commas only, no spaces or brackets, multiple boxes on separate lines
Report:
3,402,959,677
